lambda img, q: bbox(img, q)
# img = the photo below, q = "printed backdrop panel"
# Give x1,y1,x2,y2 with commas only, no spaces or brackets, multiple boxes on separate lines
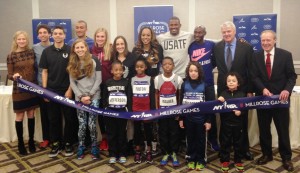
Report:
233,14,277,52
134,6,173,43
32,19,72,44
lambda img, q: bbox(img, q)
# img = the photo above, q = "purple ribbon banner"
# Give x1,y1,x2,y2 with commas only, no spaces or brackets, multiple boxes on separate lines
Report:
17,78,289,121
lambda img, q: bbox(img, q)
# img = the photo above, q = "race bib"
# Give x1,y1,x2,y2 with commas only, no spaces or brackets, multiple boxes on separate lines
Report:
160,94,177,108
133,81,149,97
109,92,127,108
182,92,205,104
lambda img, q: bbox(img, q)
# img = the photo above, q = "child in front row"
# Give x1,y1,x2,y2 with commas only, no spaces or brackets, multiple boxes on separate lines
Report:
218,72,245,173
179,61,211,171
154,57,183,167
131,57,156,163
103,60,132,164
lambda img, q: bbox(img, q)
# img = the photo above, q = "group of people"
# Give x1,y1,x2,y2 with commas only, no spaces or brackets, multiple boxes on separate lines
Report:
6,16,296,172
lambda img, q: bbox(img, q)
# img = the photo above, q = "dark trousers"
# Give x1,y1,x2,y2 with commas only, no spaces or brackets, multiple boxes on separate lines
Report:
219,122,243,163
47,100,78,144
185,119,207,163
98,84,107,135
39,97,50,141
134,121,153,147
158,117,180,155
105,116,127,157
205,85,218,141
257,108,292,161
241,110,250,153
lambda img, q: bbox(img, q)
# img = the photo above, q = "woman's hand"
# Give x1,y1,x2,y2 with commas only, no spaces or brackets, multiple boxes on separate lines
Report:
81,96,91,105
13,73,21,81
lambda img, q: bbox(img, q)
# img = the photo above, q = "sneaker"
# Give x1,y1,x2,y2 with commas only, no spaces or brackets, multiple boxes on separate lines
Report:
91,145,100,159
48,142,61,158
99,138,108,151
145,151,153,163
221,162,230,172
171,152,180,167
196,162,205,171
208,139,220,151
187,161,195,170
109,157,117,164
134,152,142,163
77,145,85,160
119,156,127,163
234,163,244,172
160,154,169,165
64,143,74,157
39,140,49,149
151,149,159,156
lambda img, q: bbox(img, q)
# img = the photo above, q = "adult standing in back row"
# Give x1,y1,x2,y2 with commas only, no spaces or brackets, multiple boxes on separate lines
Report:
39,26,78,158
213,21,253,161
67,20,94,51
157,16,193,79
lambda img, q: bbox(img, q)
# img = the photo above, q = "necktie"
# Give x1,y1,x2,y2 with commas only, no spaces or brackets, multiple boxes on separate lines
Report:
266,53,271,79
226,44,232,71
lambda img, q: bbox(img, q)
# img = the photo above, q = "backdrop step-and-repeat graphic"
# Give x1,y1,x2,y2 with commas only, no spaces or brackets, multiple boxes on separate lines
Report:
233,14,277,52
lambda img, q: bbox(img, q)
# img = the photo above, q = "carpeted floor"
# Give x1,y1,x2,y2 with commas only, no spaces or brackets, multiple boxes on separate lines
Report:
0,141,299,173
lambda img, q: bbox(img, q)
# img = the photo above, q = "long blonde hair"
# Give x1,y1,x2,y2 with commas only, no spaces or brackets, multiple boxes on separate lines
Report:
11,31,30,52
67,39,94,79
93,28,111,61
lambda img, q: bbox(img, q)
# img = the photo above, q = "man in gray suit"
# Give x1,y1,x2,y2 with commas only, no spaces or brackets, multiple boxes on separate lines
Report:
213,21,253,161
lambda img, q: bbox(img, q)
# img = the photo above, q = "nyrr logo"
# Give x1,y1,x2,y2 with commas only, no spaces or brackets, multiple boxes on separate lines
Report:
137,20,169,35
131,112,153,119
213,101,238,110
251,32,258,36
264,17,272,21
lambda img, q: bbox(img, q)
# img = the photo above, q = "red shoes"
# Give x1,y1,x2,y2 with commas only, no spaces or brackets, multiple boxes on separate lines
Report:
39,140,49,149
99,138,108,151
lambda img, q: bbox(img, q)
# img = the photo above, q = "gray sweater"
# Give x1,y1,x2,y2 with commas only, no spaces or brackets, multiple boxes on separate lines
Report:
69,56,102,101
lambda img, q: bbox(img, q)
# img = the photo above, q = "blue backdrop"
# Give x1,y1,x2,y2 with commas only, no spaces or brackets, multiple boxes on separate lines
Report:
134,6,173,43
32,19,72,44
233,14,277,52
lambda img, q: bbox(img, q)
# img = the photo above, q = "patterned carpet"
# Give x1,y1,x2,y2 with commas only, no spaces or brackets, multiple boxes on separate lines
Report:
0,141,300,173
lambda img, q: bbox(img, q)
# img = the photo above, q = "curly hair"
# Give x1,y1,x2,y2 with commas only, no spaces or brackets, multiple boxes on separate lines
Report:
11,31,30,52
67,39,94,79
185,61,204,83
134,26,160,66
224,72,243,89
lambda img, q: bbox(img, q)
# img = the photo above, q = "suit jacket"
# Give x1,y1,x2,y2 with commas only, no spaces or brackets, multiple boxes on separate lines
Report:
252,48,297,95
213,39,253,95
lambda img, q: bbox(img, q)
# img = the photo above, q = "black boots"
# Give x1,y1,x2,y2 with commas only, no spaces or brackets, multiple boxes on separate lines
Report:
15,118,36,155
28,118,36,153
15,121,27,155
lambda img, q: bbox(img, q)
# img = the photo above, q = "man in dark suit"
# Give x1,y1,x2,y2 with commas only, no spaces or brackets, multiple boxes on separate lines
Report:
213,21,254,160
252,30,296,172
